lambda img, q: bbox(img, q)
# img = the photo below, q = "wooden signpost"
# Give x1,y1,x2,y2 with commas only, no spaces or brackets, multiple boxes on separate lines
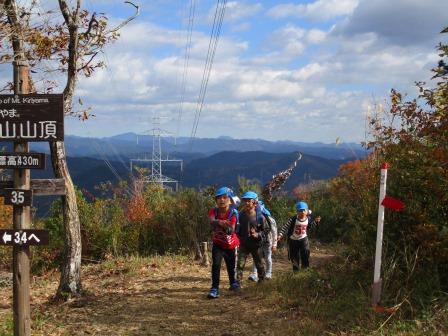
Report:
0,153,46,169
0,92,65,336
0,189,32,206
0,229,50,246
0,94,64,141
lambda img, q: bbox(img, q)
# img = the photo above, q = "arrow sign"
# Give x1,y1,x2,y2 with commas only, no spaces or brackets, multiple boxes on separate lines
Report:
2,231,12,244
0,229,49,246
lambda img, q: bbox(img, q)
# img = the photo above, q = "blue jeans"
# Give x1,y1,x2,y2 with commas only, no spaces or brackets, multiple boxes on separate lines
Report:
251,244,272,278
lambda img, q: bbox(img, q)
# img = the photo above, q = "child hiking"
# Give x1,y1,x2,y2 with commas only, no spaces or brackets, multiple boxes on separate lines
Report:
248,200,278,281
277,201,321,272
207,187,240,299
236,191,271,284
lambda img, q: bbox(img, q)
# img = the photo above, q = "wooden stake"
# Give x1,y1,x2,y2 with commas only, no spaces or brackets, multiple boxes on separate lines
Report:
372,162,389,306
201,242,209,267
12,60,31,336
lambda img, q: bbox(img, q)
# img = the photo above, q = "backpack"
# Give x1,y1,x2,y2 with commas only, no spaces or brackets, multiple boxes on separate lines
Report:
257,201,274,229
214,205,239,234
256,202,277,243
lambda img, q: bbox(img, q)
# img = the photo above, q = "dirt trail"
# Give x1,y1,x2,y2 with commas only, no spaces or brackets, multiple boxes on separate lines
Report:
0,246,336,336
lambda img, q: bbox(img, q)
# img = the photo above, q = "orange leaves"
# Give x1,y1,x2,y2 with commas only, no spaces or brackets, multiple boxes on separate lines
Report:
126,195,152,223
0,197,13,229
338,159,363,176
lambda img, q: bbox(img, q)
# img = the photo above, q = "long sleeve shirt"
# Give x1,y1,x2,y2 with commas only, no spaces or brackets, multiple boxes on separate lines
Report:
238,211,270,249
208,208,239,249
278,215,318,241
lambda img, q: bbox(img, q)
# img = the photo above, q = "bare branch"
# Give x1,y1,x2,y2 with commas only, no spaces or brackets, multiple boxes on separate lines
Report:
108,1,139,34
77,50,98,72
85,12,97,36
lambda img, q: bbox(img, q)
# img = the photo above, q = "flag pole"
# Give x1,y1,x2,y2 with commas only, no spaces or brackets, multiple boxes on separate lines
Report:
372,162,389,305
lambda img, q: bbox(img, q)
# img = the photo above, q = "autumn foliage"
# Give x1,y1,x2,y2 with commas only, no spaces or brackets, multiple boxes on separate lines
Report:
126,195,152,223
309,30,448,306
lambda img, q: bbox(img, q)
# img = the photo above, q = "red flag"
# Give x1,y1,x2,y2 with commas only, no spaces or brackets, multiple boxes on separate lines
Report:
381,196,405,211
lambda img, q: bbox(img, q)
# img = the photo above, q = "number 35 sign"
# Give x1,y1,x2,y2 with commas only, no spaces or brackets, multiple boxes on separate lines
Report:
0,189,32,206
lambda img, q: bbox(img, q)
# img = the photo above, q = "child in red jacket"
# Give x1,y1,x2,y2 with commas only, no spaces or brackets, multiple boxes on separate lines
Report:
207,187,240,299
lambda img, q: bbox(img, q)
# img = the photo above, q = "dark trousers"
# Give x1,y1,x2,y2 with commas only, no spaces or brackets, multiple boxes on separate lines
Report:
211,244,236,289
236,244,265,281
289,237,310,271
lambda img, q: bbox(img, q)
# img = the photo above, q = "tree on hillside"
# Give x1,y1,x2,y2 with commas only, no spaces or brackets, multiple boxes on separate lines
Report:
1,0,139,299
312,28,448,301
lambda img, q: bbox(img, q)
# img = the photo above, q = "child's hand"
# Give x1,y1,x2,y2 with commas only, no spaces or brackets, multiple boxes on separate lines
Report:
219,220,231,228
250,227,258,238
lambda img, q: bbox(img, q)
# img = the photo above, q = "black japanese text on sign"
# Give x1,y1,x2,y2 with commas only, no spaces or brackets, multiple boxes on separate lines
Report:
0,189,32,206
0,153,45,169
0,229,49,246
0,94,64,141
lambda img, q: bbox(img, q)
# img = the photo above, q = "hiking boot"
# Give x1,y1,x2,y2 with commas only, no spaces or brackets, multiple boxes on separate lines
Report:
229,281,240,291
207,288,219,299
248,274,258,282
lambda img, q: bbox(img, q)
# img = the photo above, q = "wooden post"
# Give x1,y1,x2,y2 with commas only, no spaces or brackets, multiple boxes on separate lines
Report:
201,242,209,267
12,60,31,336
372,162,389,306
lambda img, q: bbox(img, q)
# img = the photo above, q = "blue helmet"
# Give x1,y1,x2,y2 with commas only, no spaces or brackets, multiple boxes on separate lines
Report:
295,201,308,211
242,191,258,200
215,186,233,198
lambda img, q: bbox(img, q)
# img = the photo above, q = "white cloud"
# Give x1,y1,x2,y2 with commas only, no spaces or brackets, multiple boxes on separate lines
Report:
253,25,327,65
307,29,327,43
267,0,359,21
225,1,263,21
24,0,444,144
118,22,185,49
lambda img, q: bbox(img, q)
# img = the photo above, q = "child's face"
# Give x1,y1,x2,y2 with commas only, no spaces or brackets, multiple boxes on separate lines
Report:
242,198,257,211
215,195,231,209
297,209,308,220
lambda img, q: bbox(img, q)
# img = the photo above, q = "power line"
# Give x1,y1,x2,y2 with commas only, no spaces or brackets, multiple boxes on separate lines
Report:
189,0,227,150
175,0,197,145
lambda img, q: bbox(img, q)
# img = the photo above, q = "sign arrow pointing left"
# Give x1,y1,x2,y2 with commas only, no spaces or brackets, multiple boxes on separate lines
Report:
2,232,12,244
0,229,49,246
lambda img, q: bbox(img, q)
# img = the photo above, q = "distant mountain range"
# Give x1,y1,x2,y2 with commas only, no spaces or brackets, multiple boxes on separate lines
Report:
25,132,366,161
1,133,365,216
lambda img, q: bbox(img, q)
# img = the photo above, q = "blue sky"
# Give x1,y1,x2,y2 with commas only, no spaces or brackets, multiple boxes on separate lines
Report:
2,0,448,143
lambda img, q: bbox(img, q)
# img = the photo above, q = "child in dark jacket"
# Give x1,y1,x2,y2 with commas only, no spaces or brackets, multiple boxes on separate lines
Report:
236,191,270,284
277,201,320,272
207,187,240,299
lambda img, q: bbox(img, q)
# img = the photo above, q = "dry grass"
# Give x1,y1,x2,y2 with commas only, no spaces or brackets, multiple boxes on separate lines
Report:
1,249,335,336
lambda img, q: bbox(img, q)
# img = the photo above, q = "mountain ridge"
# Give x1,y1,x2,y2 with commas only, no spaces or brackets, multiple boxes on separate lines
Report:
22,132,365,161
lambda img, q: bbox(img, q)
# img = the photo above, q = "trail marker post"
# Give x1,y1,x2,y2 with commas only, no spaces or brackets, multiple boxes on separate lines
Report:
372,162,389,306
0,88,65,335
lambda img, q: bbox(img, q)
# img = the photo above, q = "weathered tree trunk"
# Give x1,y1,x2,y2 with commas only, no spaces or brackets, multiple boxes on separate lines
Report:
51,142,82,297
54,0,83,299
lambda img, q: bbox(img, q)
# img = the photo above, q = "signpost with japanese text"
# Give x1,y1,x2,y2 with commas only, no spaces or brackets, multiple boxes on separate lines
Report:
0,230,49,246
0,94,64,141
0,153,45,169
0,93,64,336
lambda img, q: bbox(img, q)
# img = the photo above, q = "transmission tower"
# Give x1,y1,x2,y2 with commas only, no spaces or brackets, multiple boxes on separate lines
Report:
130,114,183,191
